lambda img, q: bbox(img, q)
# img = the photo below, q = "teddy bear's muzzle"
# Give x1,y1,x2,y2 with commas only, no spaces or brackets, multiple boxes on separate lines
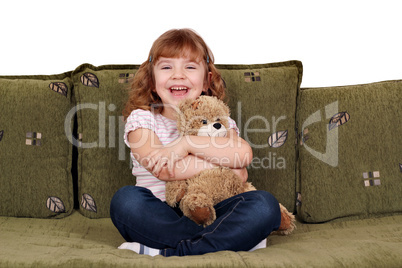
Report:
197,123,227,137
213,123,222,130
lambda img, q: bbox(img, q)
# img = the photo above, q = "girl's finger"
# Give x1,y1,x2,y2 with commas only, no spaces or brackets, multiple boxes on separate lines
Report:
152,157,167,177
145,150,160,166
167,160,175,178
145,157,155,170
147,155,161,173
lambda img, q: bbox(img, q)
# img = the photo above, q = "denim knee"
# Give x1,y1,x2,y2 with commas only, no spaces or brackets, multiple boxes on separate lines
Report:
247,190,281,231
110,185,145,220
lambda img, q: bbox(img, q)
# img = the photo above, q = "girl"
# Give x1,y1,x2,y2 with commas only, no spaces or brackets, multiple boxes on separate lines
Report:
110,28,281,257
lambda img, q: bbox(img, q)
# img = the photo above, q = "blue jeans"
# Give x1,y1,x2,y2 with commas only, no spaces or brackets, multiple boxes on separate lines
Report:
110,186,281,257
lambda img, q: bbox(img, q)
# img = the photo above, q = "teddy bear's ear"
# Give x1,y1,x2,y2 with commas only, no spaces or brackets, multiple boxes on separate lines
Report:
178,98,194,112
191,99,202,110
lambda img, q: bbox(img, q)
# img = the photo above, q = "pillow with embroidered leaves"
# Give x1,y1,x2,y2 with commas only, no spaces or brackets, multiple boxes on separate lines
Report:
297,80,402,222
218,61,303,212
0,73,74,218
72,64,139,218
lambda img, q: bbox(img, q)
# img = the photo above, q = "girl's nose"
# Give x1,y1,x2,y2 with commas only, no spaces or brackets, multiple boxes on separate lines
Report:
172,68,185,79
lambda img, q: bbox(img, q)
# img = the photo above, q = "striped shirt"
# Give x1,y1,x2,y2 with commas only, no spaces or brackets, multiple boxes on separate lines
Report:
124,108,239,201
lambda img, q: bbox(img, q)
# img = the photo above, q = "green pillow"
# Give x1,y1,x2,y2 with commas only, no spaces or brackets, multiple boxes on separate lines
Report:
218,61,303,212
72,64,139,218
297,80,402,222
0,73,74,218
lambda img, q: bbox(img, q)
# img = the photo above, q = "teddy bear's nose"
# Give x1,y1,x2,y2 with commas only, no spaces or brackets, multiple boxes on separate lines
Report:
213,123,222,130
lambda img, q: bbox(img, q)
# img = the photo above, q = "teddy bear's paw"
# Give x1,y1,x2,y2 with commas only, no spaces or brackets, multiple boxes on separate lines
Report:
191,206,216,226
271,203,296,236
181,193,216,226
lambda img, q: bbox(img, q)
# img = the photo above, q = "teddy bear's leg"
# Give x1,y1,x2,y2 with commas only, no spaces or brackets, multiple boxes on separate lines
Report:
271,203,296,235
180,193,216,227
165,180,188,207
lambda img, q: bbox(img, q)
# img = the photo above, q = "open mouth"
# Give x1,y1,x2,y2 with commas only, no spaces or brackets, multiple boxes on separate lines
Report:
170,86,188,96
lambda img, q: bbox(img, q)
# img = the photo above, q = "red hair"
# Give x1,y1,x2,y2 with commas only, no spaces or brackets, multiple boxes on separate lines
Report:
123,28,226,119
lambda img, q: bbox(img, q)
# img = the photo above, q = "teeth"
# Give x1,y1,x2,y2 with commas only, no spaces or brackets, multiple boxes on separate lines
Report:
170,87,188,91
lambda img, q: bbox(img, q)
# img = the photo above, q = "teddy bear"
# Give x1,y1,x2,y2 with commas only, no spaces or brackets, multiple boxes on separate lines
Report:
165,96,295,235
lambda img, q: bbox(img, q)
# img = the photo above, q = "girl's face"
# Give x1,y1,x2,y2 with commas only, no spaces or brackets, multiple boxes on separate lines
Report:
153,56,211,119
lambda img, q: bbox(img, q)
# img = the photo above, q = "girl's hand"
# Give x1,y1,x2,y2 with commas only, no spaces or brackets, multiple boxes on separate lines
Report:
232,167,248,183
144,137,189,178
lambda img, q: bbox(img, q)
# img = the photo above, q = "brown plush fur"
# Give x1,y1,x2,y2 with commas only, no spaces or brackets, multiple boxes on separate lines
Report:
165,96,295,235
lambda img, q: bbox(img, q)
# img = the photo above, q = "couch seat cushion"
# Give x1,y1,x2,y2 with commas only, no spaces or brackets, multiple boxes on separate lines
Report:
0,212,400,267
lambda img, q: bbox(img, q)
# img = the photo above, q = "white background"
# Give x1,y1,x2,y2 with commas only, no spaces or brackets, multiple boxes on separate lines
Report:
1,0,401,87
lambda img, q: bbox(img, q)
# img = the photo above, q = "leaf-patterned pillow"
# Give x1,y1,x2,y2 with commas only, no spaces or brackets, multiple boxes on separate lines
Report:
220,61,303,212
297,80,402,222
0,73,74,218
72,64,138,218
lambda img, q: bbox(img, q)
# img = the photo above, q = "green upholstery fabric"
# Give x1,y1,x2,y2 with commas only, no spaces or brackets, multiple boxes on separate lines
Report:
72,64,139,218
219,61,303,212
1,212,400,267
0,73,74,218
297,80,402,222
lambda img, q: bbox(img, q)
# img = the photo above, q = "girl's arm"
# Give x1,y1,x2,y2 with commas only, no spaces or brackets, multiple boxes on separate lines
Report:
181,129,253,167
128,128,218,181
143,128,253,179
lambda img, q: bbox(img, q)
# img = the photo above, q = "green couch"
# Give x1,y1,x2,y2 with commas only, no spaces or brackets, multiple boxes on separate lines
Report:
1,61,401,267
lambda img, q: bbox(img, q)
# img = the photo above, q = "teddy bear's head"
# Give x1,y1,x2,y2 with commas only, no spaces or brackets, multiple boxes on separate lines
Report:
176,96,230,137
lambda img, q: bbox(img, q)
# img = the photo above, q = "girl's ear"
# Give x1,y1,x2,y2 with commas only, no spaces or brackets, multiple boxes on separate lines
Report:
204,71,212,92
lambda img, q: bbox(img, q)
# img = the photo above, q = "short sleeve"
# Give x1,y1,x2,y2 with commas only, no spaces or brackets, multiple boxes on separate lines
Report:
228,117,240,136
124,109,157,148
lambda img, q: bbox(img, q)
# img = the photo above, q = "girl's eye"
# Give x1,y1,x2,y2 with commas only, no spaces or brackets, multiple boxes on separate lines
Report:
161,66,171,70
186,66,196,69
201,119,208,124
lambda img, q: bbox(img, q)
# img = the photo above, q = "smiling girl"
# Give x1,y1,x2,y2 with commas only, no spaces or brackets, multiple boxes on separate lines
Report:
110,28,281,257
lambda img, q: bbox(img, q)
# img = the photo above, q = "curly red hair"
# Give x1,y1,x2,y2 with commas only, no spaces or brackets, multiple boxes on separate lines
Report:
123,28,226,119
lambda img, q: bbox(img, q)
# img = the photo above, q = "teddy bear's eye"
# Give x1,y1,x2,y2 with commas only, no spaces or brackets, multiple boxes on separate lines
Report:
201,119,208,124
216,118,221,121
